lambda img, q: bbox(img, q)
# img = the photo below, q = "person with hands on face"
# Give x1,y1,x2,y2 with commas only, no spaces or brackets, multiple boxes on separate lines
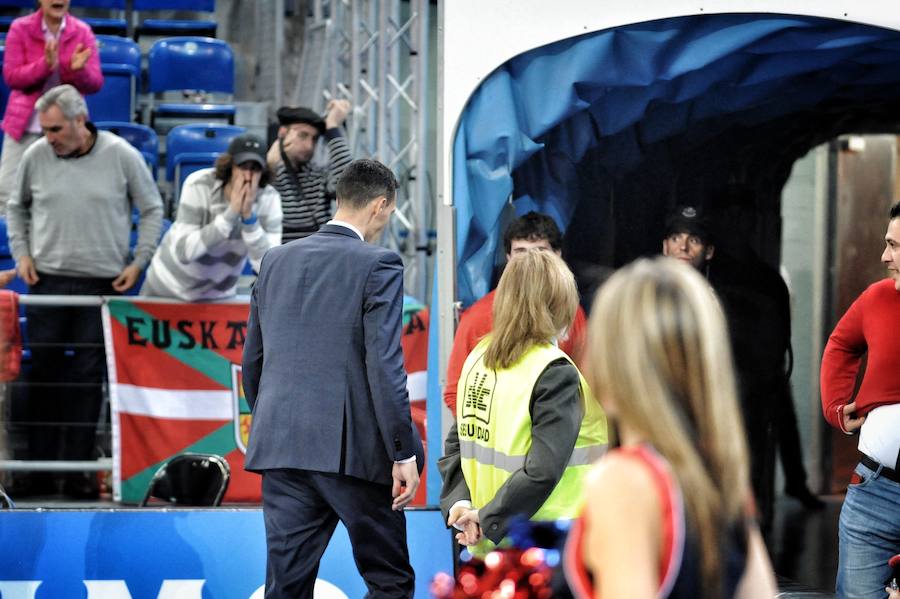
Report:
141,133,282,302
0,0,103,211
5,84,162,498
438,250,608,550
267,100,353,243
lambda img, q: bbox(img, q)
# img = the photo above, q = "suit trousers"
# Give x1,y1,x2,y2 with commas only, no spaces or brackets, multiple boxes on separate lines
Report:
262,468,415,599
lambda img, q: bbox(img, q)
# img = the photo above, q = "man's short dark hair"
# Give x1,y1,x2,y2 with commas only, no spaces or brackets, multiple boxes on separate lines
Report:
502,212,562,255
336,159,399,210
890,201,900,220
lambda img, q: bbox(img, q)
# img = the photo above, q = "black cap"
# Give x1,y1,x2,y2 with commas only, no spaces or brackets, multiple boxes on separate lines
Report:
227,133,266,168
664,205,713,245
276,106,326,135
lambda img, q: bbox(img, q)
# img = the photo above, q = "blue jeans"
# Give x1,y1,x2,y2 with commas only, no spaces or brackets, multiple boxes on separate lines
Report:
836,461,900,598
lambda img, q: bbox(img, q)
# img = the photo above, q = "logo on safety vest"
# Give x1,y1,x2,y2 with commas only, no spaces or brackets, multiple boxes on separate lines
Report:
461,358,495,425
231,363,252,454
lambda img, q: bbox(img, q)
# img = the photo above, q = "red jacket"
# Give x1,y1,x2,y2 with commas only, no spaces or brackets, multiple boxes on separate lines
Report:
443,289,588,413
2,9,103,141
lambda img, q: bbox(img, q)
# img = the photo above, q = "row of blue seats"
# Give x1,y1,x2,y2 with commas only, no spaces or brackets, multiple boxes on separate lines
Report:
96,121,247,203
0,36,235,126
0,0,217,40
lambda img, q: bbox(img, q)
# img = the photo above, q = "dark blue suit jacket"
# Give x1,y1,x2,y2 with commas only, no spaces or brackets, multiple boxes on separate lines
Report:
242,224,420,485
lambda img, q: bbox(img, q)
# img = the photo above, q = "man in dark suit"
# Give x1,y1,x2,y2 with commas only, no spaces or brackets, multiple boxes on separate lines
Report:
242,158,421,598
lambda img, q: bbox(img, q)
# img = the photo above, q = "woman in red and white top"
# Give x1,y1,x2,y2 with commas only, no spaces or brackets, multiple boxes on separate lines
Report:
565,257,776,599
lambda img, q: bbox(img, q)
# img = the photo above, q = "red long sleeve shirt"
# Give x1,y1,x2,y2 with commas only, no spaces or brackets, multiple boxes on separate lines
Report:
820,279,900,431
442,289,587,413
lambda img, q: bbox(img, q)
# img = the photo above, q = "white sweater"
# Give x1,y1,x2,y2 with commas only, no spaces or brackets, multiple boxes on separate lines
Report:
141,168,282,301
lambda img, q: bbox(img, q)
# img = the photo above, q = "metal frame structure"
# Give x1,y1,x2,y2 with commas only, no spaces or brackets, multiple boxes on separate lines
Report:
295,0,431,301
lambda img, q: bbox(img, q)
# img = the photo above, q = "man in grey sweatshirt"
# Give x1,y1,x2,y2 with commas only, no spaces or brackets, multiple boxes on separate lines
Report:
6,84,163,498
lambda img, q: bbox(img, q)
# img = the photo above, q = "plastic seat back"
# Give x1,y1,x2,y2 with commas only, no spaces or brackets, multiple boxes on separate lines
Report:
86,37,142,122
148,37,233,96
134,0,216,39
165,123,243,202
96,121,159,177
140,452,230,507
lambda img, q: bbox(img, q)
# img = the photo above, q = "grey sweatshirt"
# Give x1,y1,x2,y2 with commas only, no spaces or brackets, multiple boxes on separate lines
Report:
6,128,163,278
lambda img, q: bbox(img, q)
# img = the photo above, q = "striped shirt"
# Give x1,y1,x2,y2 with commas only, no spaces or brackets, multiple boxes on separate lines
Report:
273,128,352,243
140,168,283,301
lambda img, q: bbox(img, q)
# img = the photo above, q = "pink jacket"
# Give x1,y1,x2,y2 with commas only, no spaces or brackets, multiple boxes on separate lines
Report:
2,10,103,141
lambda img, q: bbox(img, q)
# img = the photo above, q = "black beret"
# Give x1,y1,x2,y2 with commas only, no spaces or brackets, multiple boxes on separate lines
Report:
276,106,326,134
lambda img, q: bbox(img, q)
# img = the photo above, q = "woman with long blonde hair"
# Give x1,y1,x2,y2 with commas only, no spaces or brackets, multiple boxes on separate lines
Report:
565,257,776,598
439,249,608,547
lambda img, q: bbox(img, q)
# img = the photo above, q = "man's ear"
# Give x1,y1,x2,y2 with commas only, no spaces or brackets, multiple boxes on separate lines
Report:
705,245,715,260
278,126,287,138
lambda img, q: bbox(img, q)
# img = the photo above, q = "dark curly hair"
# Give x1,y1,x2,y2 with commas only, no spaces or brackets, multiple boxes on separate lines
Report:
502,212,562,255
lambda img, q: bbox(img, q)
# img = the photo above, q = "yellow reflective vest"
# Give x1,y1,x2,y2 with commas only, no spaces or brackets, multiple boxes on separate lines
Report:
456,337,608,521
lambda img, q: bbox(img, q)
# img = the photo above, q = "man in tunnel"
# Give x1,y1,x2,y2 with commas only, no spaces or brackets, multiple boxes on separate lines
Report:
661,204,716,275
821,201,900,599
705,185,822,532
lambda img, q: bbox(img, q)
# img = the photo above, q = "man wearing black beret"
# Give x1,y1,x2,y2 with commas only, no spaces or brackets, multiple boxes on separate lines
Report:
266,99,353,243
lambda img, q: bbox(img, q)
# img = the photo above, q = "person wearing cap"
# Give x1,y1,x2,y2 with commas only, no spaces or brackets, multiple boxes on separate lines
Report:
141,133,282,301
5,84,162,498
267,99,353,243
661,204,715,273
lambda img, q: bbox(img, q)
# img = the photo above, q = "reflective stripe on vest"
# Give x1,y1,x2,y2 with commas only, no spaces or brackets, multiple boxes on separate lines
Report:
458,439,607,472
457,338,608,521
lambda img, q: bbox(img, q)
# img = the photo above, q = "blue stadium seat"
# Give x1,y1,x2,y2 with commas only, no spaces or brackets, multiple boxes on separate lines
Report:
0,0,29,28
147,37,235,129
86,36,141,122
134,0,217,40
0,0,31,31
96,121,159,179
70,0,128,36
165,123,243,205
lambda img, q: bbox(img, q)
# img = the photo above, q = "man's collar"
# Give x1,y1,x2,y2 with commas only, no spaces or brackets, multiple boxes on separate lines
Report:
326,219,365,241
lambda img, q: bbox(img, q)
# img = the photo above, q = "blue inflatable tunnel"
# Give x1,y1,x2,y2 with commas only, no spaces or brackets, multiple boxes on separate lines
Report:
451,13,900,305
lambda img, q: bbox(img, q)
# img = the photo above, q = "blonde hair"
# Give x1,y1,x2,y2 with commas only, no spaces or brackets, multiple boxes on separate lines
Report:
587,257,749,596
483,250,578,370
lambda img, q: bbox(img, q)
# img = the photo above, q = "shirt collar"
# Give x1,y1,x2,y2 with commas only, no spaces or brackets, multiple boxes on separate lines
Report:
326,219,364,241
41,14,66,37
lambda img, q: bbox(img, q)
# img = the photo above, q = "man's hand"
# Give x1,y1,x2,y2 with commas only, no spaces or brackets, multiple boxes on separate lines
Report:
16,256,39,286
391,460,419,511
70,43,92,71
112,264,141,293
44,39,58,70
324,99,351,130
841,401,866,433
452,509,482,546
266,138,283,170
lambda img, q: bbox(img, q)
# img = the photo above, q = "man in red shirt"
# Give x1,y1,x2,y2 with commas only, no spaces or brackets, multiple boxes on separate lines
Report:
821,201,900,598
443,212,586,413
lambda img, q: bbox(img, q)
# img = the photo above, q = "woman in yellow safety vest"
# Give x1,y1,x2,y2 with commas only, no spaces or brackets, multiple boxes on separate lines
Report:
563,258,777,599
438,249,608,547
